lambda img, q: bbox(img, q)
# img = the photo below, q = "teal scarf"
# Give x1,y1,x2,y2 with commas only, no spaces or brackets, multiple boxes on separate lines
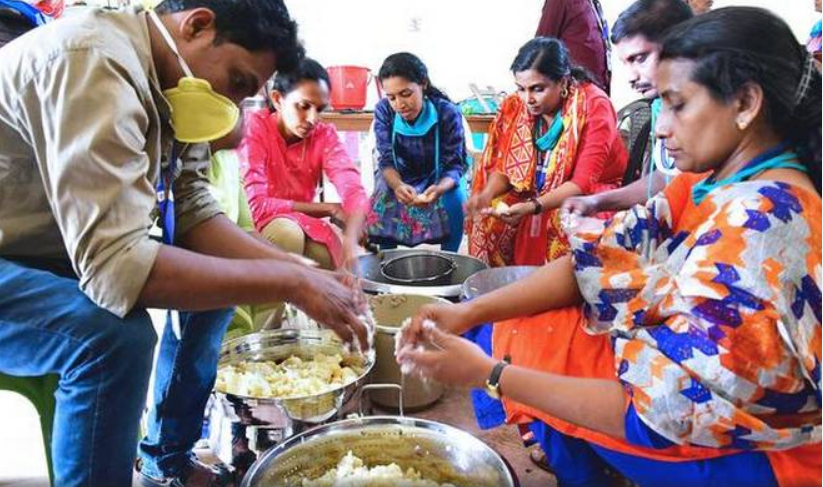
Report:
692,144,807,205
534,112,564,192
391,99,440,178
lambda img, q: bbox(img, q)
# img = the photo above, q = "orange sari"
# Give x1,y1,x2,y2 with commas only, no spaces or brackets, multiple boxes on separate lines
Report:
491,173,821,485
467,83,625,267
467,90,585,267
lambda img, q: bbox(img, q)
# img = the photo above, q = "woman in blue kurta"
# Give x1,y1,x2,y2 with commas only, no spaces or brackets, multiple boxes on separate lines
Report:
366,52,467,251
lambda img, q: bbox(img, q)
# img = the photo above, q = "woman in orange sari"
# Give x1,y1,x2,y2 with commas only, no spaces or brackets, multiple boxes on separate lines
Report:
467,37,627,267
400,8,821,487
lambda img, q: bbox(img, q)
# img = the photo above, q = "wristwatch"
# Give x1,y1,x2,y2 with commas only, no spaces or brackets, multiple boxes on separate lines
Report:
529,196,543,215
484,359,510,400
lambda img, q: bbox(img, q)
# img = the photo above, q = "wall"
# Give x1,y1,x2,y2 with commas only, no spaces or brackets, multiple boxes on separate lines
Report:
284,0,819,110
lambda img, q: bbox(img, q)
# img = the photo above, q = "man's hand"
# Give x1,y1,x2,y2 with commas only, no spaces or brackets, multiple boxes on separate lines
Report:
560,195,602,218
290,268,369,348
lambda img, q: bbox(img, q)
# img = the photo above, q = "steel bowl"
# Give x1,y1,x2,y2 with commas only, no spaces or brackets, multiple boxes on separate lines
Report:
359,249,487,298
214,329,374,424
461,265,541,301
240,416,518,487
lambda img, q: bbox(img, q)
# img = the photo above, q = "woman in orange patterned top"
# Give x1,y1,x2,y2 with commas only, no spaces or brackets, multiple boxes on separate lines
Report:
466,37,627,267
399,8,821,487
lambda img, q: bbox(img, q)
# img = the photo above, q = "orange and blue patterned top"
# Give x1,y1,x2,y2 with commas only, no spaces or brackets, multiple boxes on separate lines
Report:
569,173,821,450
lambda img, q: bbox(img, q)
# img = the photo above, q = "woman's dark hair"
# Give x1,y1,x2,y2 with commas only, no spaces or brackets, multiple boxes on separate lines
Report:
378,52,450,102
266,58,330,111
612,0,693,44
271,58,330,95
661,7,822,191
510,37,590,83
155,0,304,74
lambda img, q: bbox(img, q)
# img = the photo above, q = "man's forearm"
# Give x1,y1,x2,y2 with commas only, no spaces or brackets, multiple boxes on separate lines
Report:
138,244,306,311
179,214,290,261
595,172,664,212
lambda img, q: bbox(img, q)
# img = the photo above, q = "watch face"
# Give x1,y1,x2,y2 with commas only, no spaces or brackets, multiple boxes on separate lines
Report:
484,382,500,400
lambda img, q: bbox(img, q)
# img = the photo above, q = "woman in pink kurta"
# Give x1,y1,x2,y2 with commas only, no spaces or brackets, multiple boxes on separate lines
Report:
241,59,369,270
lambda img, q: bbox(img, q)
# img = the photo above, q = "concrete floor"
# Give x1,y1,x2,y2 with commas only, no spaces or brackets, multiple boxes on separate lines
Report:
0,388,556,487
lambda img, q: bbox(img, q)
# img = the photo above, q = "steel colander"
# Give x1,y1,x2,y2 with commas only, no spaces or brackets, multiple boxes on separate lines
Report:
240,416,517,487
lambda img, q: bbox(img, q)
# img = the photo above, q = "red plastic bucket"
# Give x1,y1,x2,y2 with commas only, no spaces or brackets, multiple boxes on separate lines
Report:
327,66,381,111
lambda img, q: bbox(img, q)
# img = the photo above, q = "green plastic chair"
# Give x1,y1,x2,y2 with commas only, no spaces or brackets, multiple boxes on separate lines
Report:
0,373,58,487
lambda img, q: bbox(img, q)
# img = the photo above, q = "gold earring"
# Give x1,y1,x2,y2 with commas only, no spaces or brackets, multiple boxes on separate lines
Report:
737,119,747,130
561,85,569,98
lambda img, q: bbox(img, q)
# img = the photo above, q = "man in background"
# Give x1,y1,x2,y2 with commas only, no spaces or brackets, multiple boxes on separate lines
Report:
536,0,611,93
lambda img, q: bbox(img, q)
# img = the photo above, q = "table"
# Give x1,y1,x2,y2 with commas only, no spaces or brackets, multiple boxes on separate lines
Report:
320,111,495,134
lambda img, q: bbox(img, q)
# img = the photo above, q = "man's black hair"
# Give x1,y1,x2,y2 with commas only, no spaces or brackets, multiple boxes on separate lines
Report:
155,0,304,73
611,0,694,44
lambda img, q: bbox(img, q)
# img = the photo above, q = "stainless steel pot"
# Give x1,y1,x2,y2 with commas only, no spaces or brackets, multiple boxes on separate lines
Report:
240,416,519,487
207,329,374,469
359,249,487,299
380,252,457,285
368,294,449,411
461,265,541,301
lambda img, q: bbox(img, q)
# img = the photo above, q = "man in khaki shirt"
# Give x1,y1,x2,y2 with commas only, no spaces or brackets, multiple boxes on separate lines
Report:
0,2,368,486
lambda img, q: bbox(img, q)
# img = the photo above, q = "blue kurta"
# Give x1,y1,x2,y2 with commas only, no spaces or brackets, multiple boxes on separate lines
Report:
370,95,467,251
373,96,466,189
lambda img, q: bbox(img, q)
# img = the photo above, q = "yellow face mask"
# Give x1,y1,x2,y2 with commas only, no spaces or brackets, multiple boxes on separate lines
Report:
149,10,239,143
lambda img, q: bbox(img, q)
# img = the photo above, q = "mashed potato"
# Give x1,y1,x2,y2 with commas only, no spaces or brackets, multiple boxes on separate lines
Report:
215,353,362,398
302,452,456,487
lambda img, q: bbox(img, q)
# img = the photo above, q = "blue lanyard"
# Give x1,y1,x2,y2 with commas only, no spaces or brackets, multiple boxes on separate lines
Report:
156,142,180,245
692,144,807,205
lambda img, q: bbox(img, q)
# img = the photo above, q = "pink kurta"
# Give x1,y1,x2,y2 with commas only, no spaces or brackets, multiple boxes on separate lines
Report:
240,110,369,267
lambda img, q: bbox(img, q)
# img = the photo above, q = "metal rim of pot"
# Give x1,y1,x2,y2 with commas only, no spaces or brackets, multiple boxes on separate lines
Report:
240,418,519,487
379,252,457,284
368,293,451,335
359,249,488,298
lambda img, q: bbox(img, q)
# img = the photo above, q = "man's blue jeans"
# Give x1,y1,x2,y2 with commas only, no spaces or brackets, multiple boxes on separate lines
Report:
0,257,157,487
137,308,233,479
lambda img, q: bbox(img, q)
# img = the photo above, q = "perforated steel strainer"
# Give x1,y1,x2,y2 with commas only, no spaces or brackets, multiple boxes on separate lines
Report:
215,329,374,423
240,416,517,487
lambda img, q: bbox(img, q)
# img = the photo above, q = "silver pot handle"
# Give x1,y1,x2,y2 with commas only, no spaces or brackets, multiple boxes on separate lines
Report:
356,383,404,418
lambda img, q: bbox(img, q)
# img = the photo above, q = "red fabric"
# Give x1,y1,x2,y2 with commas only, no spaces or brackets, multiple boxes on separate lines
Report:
239,110,369,267
766,443,822,487
536,0,610,92
511,84,627,266
569,90,627,194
